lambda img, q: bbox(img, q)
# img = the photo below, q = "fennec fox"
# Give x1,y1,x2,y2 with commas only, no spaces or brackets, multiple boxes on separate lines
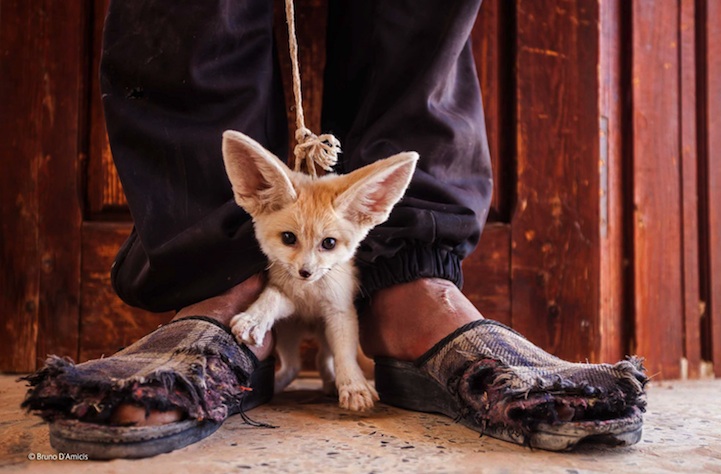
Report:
222,130,418,412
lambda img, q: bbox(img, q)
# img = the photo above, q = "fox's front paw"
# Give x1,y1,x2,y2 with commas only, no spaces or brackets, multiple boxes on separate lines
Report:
337,378,379,412
230,311,272,346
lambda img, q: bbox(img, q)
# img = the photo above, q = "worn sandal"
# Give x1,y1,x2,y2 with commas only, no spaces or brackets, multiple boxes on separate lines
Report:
375,320,647,451
21,316,274,459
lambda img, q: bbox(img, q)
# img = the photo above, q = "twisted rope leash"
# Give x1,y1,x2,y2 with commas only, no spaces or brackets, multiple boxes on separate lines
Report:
285,0,341,177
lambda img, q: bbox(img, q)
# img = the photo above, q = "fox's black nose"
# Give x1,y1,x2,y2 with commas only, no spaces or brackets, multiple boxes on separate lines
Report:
299,269,312,279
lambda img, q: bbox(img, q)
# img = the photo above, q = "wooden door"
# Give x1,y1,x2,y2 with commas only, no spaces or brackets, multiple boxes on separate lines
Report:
3,0,720,379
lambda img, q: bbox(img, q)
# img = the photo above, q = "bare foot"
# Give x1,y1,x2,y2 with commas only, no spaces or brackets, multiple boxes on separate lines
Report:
111,273,273,427
360,278,483,361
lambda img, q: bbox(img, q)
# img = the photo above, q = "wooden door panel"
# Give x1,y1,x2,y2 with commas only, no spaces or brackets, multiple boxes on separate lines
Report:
472,0,515,222
598,0,626,363
511,1,604,361
0,0,44,372
703,0,721,376
79,222,172,361
462,224,511,326
679,0,702,378
87,0,127,217
0,0,84,371
629,1,684,379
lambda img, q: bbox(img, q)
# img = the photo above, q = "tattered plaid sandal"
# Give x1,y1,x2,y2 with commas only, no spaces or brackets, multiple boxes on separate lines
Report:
21,316,274,459
375,320,647,451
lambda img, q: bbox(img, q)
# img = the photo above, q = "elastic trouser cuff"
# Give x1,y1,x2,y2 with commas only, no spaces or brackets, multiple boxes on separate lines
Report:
358,245,463,300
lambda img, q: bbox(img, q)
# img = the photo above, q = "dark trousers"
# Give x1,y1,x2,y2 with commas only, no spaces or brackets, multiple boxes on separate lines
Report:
102,0,493,312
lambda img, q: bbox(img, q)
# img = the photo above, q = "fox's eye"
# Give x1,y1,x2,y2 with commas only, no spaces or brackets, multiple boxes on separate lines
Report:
281,232,297,246
321,237,336,250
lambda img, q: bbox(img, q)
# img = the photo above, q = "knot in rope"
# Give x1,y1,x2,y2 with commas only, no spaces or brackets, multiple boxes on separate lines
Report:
293,127,341,177
285,0,342,178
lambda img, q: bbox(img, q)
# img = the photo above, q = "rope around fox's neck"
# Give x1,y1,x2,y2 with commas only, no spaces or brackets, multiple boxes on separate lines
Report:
285,0,341,177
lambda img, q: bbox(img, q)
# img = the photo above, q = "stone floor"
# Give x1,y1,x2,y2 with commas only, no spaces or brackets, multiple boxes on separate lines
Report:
1,375,720,473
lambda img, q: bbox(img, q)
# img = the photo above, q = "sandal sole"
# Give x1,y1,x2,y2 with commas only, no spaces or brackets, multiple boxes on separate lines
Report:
375,357,643,451
48,357,275,459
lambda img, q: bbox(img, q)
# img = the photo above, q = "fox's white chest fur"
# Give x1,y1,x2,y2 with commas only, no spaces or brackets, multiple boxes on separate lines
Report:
269,262,356,320
221,130,417,412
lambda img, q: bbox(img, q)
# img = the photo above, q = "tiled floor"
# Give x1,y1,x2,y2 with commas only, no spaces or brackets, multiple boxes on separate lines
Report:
1,375,720,473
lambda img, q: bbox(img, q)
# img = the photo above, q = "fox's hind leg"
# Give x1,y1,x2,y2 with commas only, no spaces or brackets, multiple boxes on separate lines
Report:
315,333,337,396
274,318,303,394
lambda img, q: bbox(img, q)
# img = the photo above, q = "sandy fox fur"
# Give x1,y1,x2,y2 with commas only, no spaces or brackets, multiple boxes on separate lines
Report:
222,130,418,411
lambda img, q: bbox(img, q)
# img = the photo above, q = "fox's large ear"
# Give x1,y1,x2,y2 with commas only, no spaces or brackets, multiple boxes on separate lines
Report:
334,152,418,228
222,130,297,216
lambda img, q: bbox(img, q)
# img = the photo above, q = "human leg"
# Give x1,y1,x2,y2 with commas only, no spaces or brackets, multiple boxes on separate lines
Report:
323,0,647,450
323,0,491,356
102,0,284,421
102,0,287,313
23,0,284,456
